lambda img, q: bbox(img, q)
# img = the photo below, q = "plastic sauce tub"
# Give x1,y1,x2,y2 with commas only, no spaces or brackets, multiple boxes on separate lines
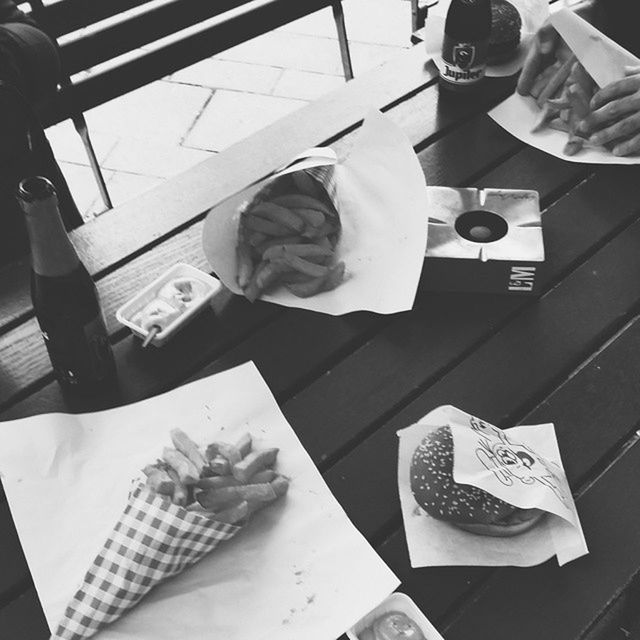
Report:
347,592,445,640
116,263,221,347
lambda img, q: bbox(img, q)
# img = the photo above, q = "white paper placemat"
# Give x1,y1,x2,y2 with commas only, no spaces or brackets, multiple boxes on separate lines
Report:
0,362,399,640
490,8,640,164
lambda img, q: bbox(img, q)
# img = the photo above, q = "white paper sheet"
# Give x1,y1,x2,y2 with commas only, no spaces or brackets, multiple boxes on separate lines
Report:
0,363,399,640
490,8,640,164
397,406,588,568
202,110,430,316
425,0,549,78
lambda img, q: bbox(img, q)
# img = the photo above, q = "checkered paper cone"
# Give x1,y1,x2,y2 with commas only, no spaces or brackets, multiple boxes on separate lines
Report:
51,482,242,640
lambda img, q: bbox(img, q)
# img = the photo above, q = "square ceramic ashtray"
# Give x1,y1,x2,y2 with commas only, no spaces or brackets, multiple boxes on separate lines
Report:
347,592,445,640
116,263,220,347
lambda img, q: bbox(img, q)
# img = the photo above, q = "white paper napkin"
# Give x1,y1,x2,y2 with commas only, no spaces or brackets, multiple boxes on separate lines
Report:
397,405,588,567
425,0,549,78
0,362,399,640
202,109,430,315
490,8,640,164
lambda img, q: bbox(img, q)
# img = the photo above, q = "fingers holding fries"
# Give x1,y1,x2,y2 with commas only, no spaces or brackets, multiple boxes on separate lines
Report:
580,71,640,156
525,50,640,158
525,54,606,157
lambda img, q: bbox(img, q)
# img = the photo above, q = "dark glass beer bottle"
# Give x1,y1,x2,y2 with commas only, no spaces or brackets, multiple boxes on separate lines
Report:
18,176,116,392
440,0,492,92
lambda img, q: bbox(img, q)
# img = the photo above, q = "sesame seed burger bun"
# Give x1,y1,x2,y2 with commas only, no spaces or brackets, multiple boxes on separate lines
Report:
410,425,544,537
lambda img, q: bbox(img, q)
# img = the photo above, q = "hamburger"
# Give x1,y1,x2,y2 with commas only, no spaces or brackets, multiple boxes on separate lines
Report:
410,425,543,537
488,0,522,65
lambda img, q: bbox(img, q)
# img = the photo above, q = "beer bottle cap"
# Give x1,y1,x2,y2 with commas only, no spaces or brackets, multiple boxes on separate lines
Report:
17,176,56,203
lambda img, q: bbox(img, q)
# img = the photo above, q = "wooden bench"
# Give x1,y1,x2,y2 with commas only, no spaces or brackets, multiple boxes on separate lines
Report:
21,0,354,209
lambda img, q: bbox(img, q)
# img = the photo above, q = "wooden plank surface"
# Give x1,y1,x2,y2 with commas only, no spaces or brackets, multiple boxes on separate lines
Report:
374,311,640,629
3,309,640,638
2,163,639,628
322,206,640,542
0,90,520,411
0,46,439,332
0,59,519,336
1,152,634,601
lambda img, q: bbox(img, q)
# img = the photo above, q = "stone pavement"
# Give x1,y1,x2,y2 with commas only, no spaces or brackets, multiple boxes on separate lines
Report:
46,0,413,220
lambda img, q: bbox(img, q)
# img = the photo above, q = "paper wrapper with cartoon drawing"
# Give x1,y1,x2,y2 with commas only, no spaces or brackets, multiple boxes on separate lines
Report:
397,405,588,567
490,7,640,163
425,0,549,78
202,109,430,315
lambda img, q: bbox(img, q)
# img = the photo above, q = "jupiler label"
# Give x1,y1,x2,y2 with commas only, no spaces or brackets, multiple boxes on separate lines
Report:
442,63,484,84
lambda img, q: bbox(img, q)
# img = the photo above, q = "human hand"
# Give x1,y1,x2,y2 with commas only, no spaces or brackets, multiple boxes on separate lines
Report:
578,66,640,156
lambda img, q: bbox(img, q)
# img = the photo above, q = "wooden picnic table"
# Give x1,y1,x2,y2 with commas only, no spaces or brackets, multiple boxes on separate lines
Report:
2,44,640,639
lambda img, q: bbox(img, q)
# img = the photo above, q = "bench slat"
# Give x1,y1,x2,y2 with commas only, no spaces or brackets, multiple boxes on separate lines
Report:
58,0,333,76
42,0,337,125
30,0,252,38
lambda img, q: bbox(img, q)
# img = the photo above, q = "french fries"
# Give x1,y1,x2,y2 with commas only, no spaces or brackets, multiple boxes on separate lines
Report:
527,56,600,157
236,169,345,302
143,428,289,523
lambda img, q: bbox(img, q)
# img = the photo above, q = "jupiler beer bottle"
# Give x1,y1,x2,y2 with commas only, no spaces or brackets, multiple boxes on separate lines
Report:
18,176,116,393
440,0,491,92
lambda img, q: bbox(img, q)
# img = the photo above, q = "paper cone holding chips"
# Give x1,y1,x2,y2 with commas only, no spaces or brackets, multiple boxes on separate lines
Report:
51,427,289,640
490,7,640,164
202,109,430,315
51,483,242,640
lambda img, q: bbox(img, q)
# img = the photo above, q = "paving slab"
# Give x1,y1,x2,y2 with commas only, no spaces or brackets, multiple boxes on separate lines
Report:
48,0,411,219
101,170,165,211
272,69,345,100
58,162,110,221
282,0,411,47
349,40,409,75
85,80,213,146
169,59,284,94
46,121,118,167
183,90,307,152
101,138,213,178
219,31,345,76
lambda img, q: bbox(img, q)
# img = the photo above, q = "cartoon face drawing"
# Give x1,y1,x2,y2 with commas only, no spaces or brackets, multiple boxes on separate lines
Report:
495,446,518,467
517,451,535,469
475,438,567,503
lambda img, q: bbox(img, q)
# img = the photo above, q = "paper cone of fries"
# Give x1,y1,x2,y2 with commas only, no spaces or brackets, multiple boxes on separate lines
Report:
51,483,242,640
202,109,430,315
490,7,640,163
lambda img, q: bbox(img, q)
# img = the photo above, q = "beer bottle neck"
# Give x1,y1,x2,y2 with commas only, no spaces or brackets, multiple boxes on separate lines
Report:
22,195,81,277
